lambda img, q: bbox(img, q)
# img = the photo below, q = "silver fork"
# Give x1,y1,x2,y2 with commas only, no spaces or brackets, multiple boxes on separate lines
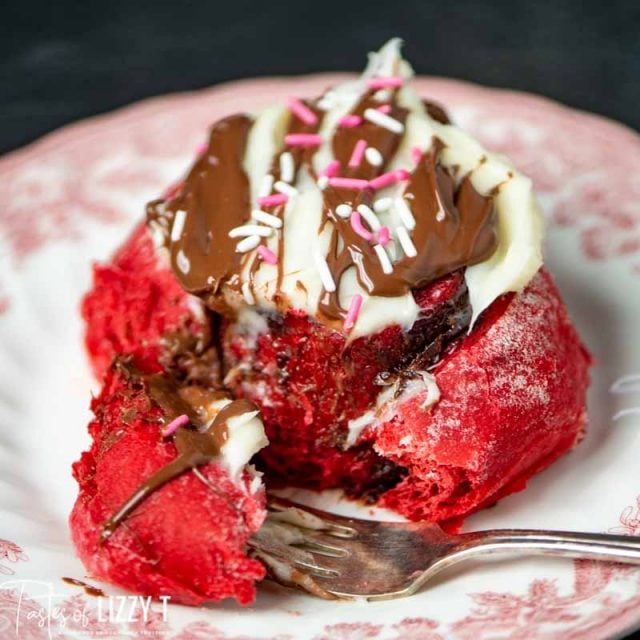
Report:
247,496,640,601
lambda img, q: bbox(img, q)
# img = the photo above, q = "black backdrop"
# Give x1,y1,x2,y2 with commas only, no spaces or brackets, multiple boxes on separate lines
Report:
1,0,638,154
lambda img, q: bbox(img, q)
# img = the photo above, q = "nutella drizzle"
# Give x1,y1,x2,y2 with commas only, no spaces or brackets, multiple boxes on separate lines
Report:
148,114,253,310
100,369,258,543
62,577,106,597
148,79,498,328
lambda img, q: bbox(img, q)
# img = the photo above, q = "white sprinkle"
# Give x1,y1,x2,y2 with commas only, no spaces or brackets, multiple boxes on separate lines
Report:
436,209,446,222
394,197,416,230
373,197,393,213
176,249,190,274
363,108,404,134
335,204,353,219
251,209,283,229
396,226,417,257
373,244,393,274
274,180,298,198
229,224,273,238
356,204,381,231
313,247,336,292
279,152,295,183
373,89,392,102
317,175,329,190
258,174,274,198
236,235,261,253
170,210,187,242
242,282,256,305
365,147,384,167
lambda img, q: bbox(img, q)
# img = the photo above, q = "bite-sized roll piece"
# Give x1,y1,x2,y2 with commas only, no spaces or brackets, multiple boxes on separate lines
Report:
82,223,215,383
70,361,268,605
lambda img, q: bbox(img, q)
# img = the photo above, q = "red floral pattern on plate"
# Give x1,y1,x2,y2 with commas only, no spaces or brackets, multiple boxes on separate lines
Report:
0,540,27,576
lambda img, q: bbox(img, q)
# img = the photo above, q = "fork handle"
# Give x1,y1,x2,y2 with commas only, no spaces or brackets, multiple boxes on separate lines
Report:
456,529,640,565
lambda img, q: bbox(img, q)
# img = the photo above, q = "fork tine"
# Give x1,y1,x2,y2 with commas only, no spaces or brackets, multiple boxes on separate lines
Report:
267,495,357,537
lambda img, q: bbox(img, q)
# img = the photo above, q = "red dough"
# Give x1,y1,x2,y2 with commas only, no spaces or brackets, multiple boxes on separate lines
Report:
70,364,266,606
372,270,591,523
82,223,208,379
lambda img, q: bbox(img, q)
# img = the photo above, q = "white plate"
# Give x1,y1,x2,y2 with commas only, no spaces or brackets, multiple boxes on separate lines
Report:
1,74,640,640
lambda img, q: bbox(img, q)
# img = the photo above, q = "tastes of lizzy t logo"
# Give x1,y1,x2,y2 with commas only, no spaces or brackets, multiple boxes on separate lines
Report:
0,579,170,638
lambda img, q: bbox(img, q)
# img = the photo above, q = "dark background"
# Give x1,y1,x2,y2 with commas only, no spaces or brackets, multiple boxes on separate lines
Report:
1,0,638,155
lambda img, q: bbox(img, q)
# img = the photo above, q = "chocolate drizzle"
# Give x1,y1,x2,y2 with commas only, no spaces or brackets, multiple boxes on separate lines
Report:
147,77,499,330
100,368,258,543
147,114,253,310
62,577,106,597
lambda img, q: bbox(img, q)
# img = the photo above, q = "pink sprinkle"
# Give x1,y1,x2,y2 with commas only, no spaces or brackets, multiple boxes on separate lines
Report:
411,146,424,165
343,294,363,332
350,210,373,241
286,97,318,126
367,76,404,89
376,105,392,114
322,160,341,177
339,114,362,128
285,133,323,147
348,139,367,168
162,414,189,438
377,226,391,247
195,142,208,155
368,169,411,190
258,193,288,207
257,245,278,265
328,177,370,190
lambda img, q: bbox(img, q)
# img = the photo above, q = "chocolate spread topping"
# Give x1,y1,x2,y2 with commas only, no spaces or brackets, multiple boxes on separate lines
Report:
62,577,105,597
148,83,498,327
148,114,253,310
100,369,258,543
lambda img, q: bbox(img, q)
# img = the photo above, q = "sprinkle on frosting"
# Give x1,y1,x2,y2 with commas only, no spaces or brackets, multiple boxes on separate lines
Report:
335,204,352,219
251,209,283,228
377,226,391,247
322,160,341,177
363,108,405,134
286,97,319,126
236,235,261,253
339,114,363,128
257,193,288,207
356,204,382,231
313,247,336,292
395,225,417,257
348,139,367,168
257,245,278,265
343,294,363,332
162,414,190,438
328,177,369,190
350,210,373,241
279,152,295,183
228,224,273,238
365,147,384,166
285,133,323,147
368,76,404,89
374,244,393,274
170,210,187,242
